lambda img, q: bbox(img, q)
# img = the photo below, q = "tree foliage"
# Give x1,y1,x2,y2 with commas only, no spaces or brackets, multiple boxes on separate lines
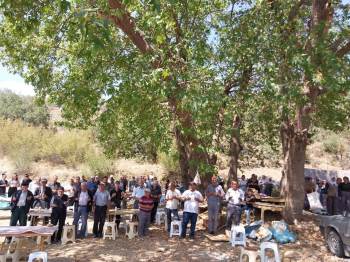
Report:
0,89,49,126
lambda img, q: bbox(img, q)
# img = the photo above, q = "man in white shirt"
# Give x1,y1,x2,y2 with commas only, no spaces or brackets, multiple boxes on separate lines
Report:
225,180,245,230
165,182,181,233
180,182,204,239
28,178,40,195
132,178,145,209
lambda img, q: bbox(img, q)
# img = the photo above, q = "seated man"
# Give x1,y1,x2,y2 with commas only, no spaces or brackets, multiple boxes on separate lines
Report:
180,182,204,239
225,181,244,231
244,188,257,225
138,188,154,237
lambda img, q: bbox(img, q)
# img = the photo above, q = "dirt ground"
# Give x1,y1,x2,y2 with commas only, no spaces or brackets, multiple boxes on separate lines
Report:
0,210,348,262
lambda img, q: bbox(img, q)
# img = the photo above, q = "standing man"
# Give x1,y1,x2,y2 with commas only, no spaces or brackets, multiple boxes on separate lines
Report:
8,174,19,197
0,173,8,196
206,176,225,235
150,178,162,224
10,181,34,226
73,182,93,238
138,188,154,237
128,176,137,193
340,176,350,214
225,181,245,232
132,178,145,209
50,187,68,243
49,175,61,194
165,182,181,233
93,183,110,238
110,181,124,229
34,178,53,209
180,182,204,239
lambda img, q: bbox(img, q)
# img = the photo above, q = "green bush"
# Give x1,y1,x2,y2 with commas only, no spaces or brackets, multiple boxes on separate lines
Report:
0,90,49,127
85,151,115,176
0,118,111,172
323,133,347,159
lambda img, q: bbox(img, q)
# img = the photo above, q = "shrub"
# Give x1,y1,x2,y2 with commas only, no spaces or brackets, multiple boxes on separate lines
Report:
85,151,115,176
0,90,49,127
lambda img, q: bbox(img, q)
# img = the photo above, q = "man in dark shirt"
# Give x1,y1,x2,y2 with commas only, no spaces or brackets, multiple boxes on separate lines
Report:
247,174,260,192
339,176,350,214
150,178,162,223
50,187,68,243
110,182,124,228
10,181,34,226
0,173,8,195
49,175,61,194
33,178,53,224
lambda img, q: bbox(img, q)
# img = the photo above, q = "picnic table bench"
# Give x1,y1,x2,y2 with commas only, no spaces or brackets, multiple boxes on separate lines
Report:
253,202,284,222
0,225,57,251
28,208,52,226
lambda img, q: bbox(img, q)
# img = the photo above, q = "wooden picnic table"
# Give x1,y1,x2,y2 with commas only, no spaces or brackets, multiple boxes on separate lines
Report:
28,208,52,226
260,197,285,204
107,208,139,222
253,202,284,222
0,226,57,251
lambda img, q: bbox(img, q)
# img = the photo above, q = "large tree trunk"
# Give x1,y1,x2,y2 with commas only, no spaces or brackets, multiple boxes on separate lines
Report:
174,127,191,185
281,115,308,224
227,115,242,186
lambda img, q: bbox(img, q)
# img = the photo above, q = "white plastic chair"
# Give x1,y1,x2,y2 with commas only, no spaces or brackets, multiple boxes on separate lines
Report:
231,225,246,247
169,220,182,237
239,247,260,262
103,222,118,240
155,211,166,225
28,251,48,262
125,221,138,239
260,242,281,262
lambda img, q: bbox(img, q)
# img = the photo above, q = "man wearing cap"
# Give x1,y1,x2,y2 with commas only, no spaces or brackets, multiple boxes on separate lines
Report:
10,181,34,226
50,187,68,243
138,188,154,237
73,182,93,238
206,176,225,235
93,182,110,238
180,182,204,239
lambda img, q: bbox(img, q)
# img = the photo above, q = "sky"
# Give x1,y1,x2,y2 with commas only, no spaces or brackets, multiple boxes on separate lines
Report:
0,65,34,96
0,0,349,96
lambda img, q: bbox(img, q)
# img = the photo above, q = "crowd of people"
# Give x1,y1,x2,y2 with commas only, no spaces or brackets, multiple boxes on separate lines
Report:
305,175,350,215
0,171,280,243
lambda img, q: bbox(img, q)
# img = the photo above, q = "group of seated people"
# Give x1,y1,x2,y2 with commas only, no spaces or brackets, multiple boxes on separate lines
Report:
305,175,350,215
0,171,275,243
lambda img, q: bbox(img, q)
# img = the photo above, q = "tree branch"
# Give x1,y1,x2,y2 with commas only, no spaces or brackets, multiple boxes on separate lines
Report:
106,0,153,54
336,41,350,58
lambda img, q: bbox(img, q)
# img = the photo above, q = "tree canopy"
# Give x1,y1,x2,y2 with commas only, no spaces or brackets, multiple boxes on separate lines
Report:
0,0,350,220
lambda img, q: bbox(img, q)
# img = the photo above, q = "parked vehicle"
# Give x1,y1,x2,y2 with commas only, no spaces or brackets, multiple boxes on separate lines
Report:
319,214,350,257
